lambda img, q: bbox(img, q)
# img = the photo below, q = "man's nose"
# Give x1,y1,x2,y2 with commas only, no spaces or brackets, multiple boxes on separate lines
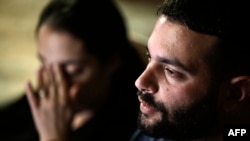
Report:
135,64,157,94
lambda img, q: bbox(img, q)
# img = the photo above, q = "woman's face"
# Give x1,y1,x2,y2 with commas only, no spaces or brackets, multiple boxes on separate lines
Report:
37,24,113,110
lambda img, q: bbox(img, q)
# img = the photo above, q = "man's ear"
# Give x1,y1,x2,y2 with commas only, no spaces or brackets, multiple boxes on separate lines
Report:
224,76,250,112
230,76,250,101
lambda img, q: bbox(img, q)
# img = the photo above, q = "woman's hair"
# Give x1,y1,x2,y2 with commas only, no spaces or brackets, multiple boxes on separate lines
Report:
36,0,130,64
36,0,145,94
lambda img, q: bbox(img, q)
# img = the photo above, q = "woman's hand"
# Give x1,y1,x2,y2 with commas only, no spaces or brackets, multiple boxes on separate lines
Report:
25,64,78,141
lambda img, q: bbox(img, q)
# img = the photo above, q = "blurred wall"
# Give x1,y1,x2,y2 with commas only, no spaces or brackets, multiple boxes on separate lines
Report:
0,0,50,108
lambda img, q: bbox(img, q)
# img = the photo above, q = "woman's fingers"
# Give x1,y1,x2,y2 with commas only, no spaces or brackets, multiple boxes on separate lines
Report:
26,67,44,108
38,66,46,98
54,64,68,105
26,64,73,140
47,65,57,100
29,65,71,105
26,80,46,134
25,80,38,114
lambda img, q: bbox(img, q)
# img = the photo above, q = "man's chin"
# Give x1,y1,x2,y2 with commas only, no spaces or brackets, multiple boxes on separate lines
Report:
138,112,167,138
139,110,162,126
139,122,219,140
138,111,218,140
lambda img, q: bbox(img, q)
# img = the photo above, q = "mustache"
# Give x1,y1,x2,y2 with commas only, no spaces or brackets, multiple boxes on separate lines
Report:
137,91,160,110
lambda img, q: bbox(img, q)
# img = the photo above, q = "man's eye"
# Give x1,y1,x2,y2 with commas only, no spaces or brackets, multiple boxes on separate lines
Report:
164,67,185,80
165,68,174,74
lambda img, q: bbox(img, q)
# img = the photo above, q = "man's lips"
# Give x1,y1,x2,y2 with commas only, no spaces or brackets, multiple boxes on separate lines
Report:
138,97,157,115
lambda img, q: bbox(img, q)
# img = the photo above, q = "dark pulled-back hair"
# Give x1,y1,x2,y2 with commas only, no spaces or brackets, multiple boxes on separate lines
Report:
158,0,250,78
36,0,130,64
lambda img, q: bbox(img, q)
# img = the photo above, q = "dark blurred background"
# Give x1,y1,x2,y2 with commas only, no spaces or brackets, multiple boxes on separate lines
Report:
0,0,163,108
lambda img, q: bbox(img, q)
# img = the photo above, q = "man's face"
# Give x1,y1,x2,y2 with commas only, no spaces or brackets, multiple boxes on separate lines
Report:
37,24,111,110
135,16,221,140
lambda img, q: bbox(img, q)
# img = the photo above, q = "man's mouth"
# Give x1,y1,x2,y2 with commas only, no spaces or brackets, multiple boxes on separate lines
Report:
138,97,157,115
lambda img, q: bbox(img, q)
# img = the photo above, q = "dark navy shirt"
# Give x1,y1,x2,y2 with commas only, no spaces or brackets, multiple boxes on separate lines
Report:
130,129,173,141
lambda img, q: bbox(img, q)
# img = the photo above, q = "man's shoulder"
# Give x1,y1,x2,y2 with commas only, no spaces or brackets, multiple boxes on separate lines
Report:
129,129,172,141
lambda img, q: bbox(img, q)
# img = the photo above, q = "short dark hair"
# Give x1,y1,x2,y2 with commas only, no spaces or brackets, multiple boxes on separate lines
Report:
158,0,250,78
36,0,129,64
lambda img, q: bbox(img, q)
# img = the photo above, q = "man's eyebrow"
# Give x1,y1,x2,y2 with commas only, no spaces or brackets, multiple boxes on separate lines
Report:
157,56,185,68
145,46,193,73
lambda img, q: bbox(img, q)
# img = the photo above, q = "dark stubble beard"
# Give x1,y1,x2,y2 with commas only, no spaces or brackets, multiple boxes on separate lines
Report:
137,87,221,140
